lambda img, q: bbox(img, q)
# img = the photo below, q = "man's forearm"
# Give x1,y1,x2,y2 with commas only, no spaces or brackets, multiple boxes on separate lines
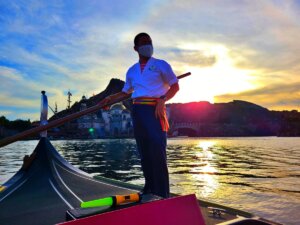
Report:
164,83,179,102
155,83,179,118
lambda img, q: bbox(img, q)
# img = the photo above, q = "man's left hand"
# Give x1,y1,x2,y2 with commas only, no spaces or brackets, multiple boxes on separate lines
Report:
155,99,166,119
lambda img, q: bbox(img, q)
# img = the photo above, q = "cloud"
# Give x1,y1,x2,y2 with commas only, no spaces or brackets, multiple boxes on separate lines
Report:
0,104,40,120
1,0,300,120
0,66,23,81
0,110,14,117
157,47,217,68
137,1,300,73
215,82,300,110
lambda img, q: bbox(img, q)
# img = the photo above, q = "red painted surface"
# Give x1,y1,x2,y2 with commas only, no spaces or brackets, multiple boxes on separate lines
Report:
57,194,206,225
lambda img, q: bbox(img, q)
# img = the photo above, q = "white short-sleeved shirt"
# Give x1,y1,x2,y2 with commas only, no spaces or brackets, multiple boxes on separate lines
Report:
122,57,178,98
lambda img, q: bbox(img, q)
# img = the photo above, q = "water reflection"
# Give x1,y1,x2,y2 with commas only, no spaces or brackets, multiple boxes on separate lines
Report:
190,140,218,197
1,137,300,225
52,139,142,181
198,140,216,151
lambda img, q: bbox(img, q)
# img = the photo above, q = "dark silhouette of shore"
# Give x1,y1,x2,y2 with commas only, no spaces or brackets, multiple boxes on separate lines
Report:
1,79,299,138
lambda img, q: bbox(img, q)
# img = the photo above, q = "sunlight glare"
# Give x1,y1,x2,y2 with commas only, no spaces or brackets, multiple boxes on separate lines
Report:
198,140,216,151
171,42,256,103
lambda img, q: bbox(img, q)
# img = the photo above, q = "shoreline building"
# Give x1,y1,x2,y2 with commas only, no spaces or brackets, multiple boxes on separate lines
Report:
77,96,133,138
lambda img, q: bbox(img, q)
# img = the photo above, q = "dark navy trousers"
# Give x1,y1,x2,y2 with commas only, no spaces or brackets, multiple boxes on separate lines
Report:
132,104,170,198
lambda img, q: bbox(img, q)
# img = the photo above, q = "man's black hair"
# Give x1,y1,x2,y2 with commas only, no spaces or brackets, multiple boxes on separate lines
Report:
134,33,151,46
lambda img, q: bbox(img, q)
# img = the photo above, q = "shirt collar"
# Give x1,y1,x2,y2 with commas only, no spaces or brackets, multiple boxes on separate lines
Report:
138,57,154,65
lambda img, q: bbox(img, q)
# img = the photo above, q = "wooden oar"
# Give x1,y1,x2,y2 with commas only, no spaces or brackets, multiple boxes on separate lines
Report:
0,72,191,148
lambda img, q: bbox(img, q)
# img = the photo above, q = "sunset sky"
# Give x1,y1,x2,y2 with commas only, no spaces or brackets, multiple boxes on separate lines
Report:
1,0,300,120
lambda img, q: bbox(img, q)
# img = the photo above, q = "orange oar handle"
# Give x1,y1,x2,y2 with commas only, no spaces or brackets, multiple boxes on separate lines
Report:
113,193,141,206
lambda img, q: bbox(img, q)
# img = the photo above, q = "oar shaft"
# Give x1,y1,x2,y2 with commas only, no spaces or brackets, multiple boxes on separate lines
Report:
0,72,191,148
177,72,191,79
0,97,127,148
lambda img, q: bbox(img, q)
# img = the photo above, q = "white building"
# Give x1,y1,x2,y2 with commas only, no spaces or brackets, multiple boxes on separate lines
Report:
77,96,133,137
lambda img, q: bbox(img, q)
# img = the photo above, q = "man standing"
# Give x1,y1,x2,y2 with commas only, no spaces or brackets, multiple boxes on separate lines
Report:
99,33,179,198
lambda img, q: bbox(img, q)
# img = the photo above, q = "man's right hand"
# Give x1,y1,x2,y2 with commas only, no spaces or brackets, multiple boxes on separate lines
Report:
98,91,131,110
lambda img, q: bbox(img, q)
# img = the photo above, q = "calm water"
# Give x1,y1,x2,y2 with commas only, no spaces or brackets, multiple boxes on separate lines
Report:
1,137,300,225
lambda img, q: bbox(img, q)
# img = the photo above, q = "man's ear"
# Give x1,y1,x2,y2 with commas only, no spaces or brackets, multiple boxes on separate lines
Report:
134,46,138,52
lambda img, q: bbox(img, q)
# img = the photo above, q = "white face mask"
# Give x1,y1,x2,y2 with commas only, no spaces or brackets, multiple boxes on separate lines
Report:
138,44,153,57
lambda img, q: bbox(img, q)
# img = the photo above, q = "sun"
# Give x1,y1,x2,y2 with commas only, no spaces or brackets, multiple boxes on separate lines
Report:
170,42,256,104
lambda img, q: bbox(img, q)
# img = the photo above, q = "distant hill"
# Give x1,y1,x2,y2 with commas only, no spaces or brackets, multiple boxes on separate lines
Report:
49,78,131,121
168,100,281,136
2,78,298,138
168,100,300,136
48,78,300,137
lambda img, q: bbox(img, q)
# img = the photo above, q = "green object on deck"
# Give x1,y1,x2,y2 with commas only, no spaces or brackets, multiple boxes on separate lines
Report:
81,197,113,208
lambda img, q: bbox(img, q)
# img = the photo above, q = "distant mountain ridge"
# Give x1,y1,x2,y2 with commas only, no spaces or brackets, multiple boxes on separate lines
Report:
49,78,131,121
168,100,279,136
49,78,300,137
